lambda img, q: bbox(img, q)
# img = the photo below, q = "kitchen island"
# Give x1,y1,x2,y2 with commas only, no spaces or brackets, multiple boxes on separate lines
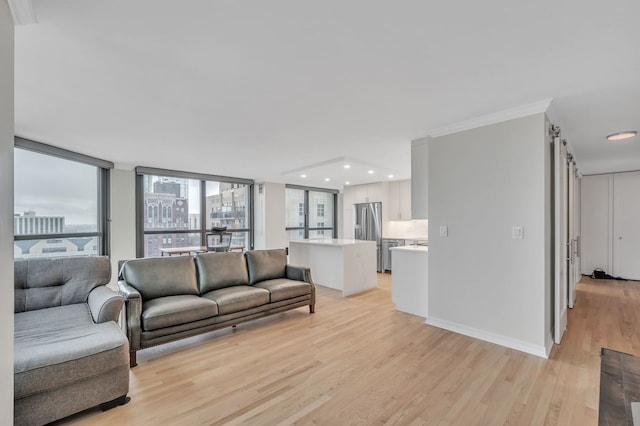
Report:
288,239,377,296
390,245,428,317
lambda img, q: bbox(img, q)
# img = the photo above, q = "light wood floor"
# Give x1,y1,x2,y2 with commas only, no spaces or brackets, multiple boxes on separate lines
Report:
58,274,640,425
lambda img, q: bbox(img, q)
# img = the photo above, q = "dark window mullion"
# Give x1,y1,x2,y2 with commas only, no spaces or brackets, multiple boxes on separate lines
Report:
304,191,309,239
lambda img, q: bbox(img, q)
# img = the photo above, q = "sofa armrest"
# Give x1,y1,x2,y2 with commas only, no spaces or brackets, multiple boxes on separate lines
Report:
286,265,312,283
88,286,125,323
286,265,316,309
118,280,142,352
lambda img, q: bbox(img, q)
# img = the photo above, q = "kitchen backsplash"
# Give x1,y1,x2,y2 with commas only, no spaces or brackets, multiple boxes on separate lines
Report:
384,219,428,239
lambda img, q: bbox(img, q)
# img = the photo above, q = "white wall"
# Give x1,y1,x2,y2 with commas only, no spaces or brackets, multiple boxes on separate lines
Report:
253,182,286,250
0,3,14,419
427,113,549,357
109,168,136,286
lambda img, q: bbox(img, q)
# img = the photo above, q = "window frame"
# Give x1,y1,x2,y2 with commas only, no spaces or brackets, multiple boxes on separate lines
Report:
13,137,113,258
285,184,338,241
135,166,254,258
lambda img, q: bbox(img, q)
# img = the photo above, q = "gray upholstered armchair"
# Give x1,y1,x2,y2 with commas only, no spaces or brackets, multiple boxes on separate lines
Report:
14,256,130,425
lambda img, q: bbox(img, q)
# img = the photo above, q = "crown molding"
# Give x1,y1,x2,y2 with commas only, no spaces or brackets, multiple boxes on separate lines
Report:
429,99,553,138
7,0,37,26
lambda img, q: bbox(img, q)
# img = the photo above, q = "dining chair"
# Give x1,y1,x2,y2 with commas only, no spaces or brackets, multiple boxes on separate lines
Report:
207,232,232,252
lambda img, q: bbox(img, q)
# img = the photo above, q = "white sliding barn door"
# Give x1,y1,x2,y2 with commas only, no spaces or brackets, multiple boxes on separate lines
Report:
568,160,576,309
573,176,581,286
554,137,568,344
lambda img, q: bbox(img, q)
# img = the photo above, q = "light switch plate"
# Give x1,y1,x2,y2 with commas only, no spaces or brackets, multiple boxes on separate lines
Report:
512,226,524,239
440,225,448,237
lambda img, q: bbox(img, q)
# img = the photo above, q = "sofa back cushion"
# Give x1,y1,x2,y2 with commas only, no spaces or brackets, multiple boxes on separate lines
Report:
245,249,287,285
195,252,250,294
14,256,111,313
120,256,198,300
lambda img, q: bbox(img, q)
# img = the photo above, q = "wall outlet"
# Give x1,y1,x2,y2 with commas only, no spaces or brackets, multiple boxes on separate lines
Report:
439,225,448,237
512,226,524,239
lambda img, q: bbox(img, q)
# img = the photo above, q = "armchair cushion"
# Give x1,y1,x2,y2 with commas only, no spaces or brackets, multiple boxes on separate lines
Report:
14,304,128,399
14,256,111,312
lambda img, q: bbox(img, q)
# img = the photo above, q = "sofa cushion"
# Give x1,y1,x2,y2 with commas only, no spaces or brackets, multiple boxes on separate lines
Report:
245,249,287,285
14,256,111,313
14,304,128,399
121,256,199,300
195,252,250,293
254,278,312,303
142,295,219,331
202,286,270,315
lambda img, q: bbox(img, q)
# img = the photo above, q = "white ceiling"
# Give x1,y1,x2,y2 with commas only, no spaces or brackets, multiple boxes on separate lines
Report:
12,0,640,189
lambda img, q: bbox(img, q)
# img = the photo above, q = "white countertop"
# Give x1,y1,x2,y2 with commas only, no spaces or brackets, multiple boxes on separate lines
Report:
382,236,428,241
289,238,375,246
389,245,428,253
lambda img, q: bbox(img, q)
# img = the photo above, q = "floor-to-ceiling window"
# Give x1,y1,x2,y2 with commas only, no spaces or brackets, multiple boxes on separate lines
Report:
285,185,337,246
13,138,112,258
136,167,253,257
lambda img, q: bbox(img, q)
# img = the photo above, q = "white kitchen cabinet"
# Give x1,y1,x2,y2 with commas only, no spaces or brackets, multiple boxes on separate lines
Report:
388,180,412,220
411,138,429,219
366,182,384,203
353,185,368,204
351,182,385,204
400,180,411,220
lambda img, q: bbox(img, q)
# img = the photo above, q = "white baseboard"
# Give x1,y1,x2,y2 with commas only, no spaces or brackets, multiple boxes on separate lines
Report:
426,317,549,359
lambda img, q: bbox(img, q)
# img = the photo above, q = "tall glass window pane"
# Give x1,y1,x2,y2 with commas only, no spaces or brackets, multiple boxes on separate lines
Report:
309,191,334,229
205,182,250,231
143,175,201,231
14,148,103,259
285,188,305,228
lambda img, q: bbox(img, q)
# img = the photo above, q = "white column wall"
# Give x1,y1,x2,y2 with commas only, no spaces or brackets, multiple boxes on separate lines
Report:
253,182,286,250
0,3,14,419
109,168,137,287
427,113,549,357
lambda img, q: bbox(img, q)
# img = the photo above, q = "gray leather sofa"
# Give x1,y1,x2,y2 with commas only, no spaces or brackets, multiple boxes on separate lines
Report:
118,249,315,367
14,256,130,426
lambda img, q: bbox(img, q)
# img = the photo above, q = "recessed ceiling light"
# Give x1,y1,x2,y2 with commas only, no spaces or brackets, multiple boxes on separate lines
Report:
344,164,351,169
324,178,330,182
300,174,307,178
345,181,350,185
388,174,394,179
607,131,637,141
368,170,374,174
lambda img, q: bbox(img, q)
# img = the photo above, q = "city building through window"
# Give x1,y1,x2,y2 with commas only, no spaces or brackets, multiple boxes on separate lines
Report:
136,168,253,257
13,138,112,259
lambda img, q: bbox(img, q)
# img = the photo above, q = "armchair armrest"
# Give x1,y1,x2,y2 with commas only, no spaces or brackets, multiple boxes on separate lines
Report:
88,285,125,324
286,265,313,283
118,280,142,353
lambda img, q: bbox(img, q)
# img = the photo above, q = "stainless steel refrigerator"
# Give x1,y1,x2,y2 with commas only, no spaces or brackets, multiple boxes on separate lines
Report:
354,202,383,272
